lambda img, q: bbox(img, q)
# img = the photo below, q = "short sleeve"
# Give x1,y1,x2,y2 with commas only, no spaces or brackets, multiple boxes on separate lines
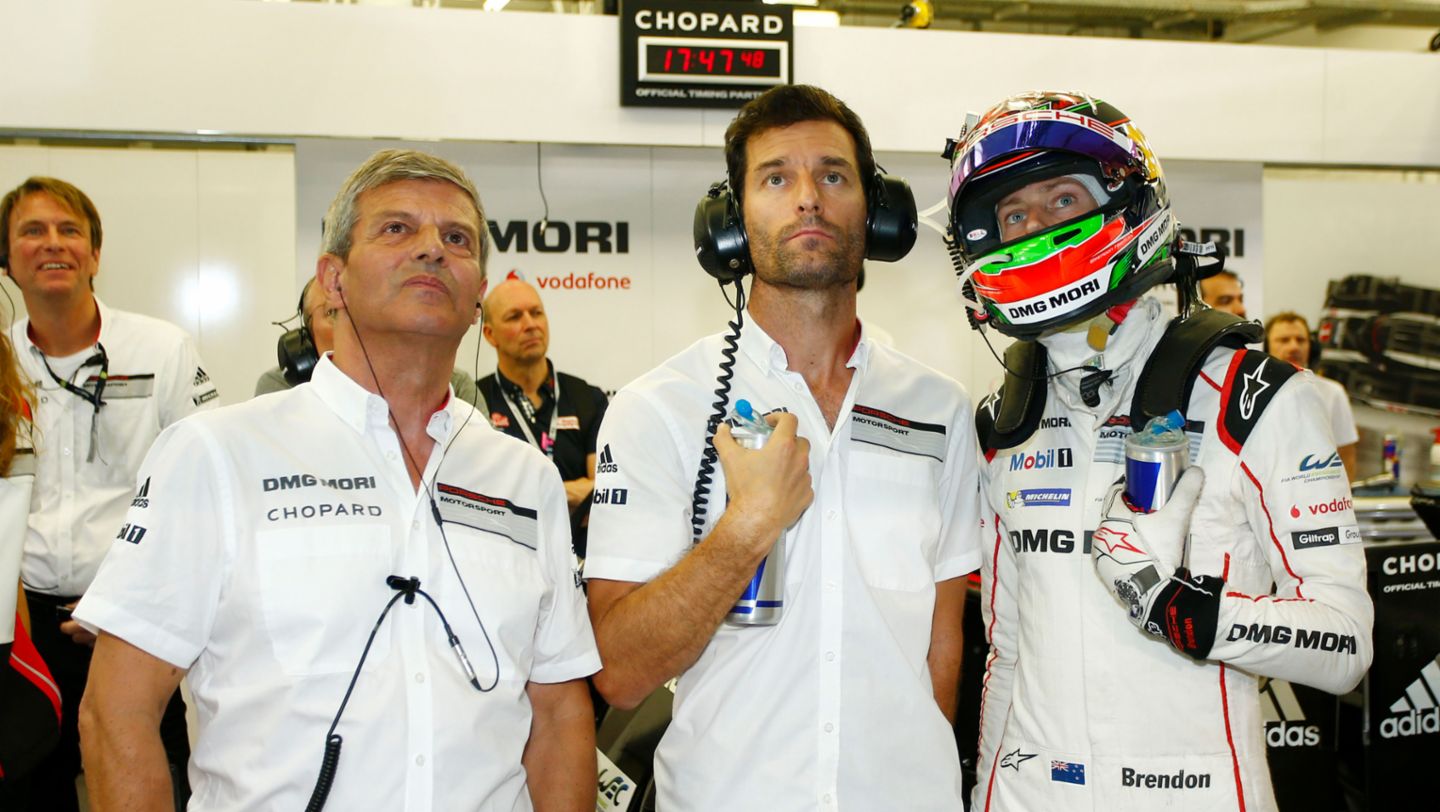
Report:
1323,377,1359,446
583,390,693,584
161,332,220,425
528,463,601,683
583,384,609,456
73,421,230,668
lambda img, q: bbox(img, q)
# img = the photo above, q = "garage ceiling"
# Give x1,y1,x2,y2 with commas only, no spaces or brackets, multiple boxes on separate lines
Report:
277,0,1440,44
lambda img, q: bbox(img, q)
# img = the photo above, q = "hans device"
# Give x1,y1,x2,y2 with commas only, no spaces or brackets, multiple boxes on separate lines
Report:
692,172,919,283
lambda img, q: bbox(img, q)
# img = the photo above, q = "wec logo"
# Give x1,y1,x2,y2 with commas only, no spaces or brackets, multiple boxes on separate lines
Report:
1299,452,1343,472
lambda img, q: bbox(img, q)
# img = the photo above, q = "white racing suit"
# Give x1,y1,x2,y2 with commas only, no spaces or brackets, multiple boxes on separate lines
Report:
974,297,1374,812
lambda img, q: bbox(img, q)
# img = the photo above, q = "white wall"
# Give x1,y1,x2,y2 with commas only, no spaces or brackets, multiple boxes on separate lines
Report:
293,139,1001,397
0,144,296,406
3,0,1439,167
1254,24,1438,53
1261,166,1440,324
292,139,1261,401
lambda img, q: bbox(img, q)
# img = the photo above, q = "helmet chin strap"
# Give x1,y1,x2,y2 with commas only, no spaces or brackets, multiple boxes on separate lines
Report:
1053,310,1123,351
955,252,1012,315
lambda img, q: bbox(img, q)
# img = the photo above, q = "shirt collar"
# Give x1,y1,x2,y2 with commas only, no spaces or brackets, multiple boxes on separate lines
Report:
850,320,875,371
738,312,871,374
1040,295,1168,416
17,296,107,359
495,358,555,400
309,353,454,442
737,311,788,372
93,297,114,345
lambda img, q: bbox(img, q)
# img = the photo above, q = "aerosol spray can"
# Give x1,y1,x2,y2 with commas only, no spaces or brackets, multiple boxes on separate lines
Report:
726,399,786,626
1124,410,1189,513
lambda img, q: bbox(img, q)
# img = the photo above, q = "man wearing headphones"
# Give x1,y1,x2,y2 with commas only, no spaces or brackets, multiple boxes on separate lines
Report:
478,274,608,559
945,92,1371,811
584,85,982,809
0,176,216,811
254,278,482,405
252,278,333,394
1265,311,1358,480
74,150,600,811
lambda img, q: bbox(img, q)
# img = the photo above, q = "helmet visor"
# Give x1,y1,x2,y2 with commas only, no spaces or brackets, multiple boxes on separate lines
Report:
949,113,1138,206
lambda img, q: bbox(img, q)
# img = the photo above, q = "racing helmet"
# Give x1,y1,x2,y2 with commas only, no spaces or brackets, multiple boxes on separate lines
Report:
944,91,1176,339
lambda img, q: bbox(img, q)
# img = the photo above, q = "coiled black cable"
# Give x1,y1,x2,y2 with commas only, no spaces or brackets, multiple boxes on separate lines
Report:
305,587,408,812
689,280,746,543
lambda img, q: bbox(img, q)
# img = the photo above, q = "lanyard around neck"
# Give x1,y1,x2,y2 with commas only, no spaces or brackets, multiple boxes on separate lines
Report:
38,342,109,463
494,369,559,458
39,342,108,409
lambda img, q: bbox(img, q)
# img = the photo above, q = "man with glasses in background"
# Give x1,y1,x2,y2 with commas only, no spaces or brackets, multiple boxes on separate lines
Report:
0,177,218,811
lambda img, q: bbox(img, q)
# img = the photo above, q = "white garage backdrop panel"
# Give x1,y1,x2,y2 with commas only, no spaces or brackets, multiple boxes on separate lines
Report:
295,140,1261,403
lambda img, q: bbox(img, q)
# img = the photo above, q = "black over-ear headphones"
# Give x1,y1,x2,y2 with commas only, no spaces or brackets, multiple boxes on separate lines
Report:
693,171,919,283
277,280,320,386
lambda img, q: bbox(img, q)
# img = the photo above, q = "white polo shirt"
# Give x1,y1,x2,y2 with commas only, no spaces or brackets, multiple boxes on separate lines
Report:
11,298,218,597
76,356,601,812
1314,373,1359,447
585,317,983,812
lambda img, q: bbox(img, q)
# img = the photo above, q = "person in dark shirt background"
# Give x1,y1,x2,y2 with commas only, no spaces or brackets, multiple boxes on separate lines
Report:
478,273,608,559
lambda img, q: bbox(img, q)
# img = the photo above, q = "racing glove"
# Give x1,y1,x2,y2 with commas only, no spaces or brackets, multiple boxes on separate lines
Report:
1091,467,1223,659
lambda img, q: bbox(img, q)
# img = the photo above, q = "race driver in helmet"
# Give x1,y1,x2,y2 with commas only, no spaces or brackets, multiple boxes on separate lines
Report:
946,91,1373,811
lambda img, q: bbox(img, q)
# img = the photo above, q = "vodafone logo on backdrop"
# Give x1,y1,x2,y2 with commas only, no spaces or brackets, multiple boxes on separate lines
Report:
535,272,633,291
487,219,637,293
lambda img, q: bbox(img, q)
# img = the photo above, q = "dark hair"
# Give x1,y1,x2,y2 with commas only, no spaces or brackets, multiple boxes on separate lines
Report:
1264,310,1310,336
723,85,876,200
0,177,104,267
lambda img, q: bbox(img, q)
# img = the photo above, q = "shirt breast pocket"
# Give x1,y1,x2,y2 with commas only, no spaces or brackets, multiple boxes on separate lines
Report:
442,525,547,680
255,525,394,677
95,396,161,484
845,449,942,591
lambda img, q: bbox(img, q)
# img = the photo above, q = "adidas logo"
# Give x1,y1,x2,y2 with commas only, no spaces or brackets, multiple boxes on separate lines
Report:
1259,678,1319,747
130,477,151,509
193,367,211,387
1380,653,1440,739
597,444,619,474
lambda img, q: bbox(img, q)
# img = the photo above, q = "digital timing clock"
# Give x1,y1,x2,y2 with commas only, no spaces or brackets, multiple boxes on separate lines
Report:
621,1,794,109
641,37,787,84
